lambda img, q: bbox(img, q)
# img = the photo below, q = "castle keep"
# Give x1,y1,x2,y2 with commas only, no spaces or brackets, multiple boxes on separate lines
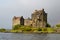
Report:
12,9,47,28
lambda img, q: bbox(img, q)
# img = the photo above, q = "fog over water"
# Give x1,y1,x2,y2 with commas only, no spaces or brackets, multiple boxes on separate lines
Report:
0,0,60,29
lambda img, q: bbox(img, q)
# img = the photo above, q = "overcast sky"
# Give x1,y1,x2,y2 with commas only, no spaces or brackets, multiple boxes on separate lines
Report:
0,0,60,29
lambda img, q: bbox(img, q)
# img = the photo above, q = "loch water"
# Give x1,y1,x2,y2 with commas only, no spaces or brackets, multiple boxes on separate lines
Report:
0,33,60,40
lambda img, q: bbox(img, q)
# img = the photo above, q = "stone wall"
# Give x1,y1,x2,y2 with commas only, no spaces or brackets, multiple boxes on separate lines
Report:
12,9,47,28
31,9,47,28
24,19,32,26
12,16,20,26
12,16,24,26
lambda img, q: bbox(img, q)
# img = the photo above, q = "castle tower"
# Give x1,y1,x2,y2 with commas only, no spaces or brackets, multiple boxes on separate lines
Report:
12,16,24,27
31,9,47,28
20,16,24,25
12,8,47,28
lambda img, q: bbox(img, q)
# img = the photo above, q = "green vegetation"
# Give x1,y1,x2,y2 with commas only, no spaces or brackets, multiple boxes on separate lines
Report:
24,27,31,31
37,28,42,31
10,24,55,33
13,24,22,30
56,24,60,28
0,28,6,32
46,23,51,27
0,24,59,33
47,27,54,33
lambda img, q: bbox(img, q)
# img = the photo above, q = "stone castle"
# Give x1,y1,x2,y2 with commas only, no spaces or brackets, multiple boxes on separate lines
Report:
12,9,47,28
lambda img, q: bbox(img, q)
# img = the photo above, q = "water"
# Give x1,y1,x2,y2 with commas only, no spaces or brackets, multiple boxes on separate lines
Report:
0,33,60,40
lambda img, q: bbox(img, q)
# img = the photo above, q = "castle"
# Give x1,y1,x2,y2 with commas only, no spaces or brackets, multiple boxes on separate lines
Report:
12,9,47,28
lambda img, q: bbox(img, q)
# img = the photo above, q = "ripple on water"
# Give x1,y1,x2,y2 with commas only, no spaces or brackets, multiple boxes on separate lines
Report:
0,33,60,40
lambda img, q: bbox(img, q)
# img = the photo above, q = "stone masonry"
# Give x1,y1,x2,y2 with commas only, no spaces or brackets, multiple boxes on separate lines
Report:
12,9,47,28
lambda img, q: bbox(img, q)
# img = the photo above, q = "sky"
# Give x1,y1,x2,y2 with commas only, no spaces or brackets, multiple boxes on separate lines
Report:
0,0,60,29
